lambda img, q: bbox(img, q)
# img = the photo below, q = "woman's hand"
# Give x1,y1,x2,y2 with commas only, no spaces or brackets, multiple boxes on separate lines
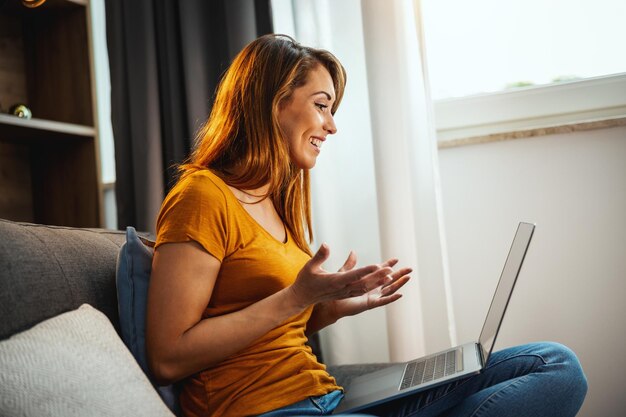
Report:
289,243,395,309
304,250,412,335
328,253,411,319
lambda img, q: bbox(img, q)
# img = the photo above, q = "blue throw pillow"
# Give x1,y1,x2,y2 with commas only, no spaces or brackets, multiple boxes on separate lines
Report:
116,226,180,415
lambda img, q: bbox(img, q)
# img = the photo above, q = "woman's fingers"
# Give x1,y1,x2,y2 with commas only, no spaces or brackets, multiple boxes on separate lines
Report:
339,270,411,300
340,266,393,296
333,263,386,287
383,267,412,286
370,276,410,307
333,263,412,297
381,258,399,268
370,292,403,308
380,275,411,296
338,250,358,272
307,243,331,271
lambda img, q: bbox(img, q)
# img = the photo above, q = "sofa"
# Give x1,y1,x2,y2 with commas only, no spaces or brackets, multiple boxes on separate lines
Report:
0,218,388,416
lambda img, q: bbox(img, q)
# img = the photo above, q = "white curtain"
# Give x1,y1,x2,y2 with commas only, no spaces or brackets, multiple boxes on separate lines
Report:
272,0,455,364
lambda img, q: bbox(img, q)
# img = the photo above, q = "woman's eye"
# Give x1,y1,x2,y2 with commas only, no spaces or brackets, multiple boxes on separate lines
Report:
315,103,328,111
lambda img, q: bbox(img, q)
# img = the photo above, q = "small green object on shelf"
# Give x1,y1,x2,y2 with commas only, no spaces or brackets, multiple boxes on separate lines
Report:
9,104,32,119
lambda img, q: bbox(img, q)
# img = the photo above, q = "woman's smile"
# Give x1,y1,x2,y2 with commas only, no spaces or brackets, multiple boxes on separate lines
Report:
309,136,325,152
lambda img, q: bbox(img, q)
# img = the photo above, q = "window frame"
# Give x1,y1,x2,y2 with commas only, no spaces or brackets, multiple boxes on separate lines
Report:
433,73,626,144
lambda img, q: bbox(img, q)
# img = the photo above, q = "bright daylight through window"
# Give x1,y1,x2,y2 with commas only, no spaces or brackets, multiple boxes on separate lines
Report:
420,0,626,100
420,0,626,143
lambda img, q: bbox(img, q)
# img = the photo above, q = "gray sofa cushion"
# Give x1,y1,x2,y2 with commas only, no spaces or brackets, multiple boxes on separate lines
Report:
0,219,126,340
0,304,173,417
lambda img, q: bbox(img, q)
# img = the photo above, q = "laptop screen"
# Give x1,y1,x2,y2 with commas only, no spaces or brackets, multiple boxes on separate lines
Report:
478,222,535,363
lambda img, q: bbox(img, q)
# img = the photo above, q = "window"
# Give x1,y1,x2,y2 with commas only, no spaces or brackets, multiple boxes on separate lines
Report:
420,0,626,143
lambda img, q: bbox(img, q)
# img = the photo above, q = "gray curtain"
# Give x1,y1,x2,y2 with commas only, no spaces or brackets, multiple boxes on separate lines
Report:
105,0,273,233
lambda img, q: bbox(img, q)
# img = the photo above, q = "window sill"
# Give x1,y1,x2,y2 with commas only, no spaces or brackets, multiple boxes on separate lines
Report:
434,73,626,149
437,116,626,149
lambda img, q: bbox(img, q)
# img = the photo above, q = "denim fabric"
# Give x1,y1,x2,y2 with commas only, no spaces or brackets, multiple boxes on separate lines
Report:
361,342,588,417
257,390,353,416
258,342,587,417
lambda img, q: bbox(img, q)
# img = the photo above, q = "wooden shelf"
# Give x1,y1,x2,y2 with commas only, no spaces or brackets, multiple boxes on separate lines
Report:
2,0,86,13
0,0,103,228
52,0,88,7
0,114,95,142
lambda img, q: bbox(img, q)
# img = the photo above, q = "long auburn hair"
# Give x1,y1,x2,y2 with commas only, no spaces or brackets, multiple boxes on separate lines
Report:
179,34,346,255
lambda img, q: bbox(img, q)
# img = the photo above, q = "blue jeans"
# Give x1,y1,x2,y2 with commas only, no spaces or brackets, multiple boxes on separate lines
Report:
258,342,587,417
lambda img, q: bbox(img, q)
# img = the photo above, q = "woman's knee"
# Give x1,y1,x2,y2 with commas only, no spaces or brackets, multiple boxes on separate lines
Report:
536,342,588,399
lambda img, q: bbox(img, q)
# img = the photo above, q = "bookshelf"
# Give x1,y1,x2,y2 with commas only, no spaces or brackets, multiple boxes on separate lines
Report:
0,0,103,227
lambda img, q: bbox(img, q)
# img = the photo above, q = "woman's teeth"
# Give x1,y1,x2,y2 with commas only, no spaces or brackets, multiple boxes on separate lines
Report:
310,138,323,149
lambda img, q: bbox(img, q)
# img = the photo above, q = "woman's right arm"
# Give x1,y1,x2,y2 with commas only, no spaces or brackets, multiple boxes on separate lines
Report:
146,241,392,385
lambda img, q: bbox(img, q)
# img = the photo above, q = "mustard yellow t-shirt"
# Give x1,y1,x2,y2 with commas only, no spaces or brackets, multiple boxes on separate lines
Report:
155,169,340,417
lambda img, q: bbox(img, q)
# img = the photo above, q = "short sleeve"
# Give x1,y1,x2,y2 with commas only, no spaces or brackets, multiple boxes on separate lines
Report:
155,171,230,261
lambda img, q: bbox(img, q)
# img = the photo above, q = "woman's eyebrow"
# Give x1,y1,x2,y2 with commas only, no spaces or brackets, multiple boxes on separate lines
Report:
311,91,334,101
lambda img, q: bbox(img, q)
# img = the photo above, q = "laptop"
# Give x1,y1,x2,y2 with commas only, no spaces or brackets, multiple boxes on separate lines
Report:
334,222,535,413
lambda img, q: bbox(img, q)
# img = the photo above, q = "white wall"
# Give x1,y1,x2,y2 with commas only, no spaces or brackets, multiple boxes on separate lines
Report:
438,125,626,417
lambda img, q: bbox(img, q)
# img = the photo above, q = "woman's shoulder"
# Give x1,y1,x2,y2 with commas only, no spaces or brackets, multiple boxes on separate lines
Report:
156,169,234,256
171,169,230,200
157,169,233,233
157,170,235,219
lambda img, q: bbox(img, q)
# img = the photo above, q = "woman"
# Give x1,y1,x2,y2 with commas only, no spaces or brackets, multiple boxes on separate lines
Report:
146,34,587,417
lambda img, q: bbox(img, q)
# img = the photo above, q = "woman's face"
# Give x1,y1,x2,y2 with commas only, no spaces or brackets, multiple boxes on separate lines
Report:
277,65,338,170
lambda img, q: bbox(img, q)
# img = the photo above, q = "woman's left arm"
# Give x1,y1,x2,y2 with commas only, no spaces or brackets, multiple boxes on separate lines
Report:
305,254,411,336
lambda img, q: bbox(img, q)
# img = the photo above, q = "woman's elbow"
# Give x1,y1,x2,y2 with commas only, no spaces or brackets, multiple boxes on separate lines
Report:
146,344,184,386
147,350,182,386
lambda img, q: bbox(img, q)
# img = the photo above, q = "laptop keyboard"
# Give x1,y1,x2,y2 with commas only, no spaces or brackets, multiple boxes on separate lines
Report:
399,349,461,390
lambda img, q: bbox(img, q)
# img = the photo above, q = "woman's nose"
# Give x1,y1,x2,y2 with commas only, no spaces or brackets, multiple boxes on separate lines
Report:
324,114,337,135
